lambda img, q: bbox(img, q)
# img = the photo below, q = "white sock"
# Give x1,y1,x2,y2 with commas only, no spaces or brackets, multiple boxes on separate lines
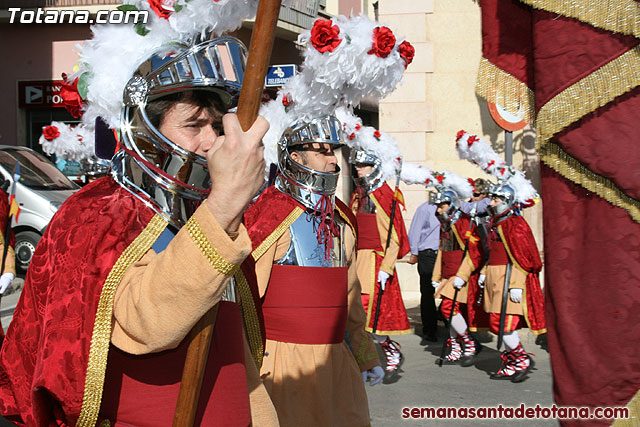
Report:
503,331,520,350
373,333,388,343
450,313,468,337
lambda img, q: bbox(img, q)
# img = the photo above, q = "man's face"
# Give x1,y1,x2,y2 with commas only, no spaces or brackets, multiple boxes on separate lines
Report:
158,101,223,157
471,193,487,202
489,196,504,208
436,202,450,216
290,143,338,173
354,164,374,178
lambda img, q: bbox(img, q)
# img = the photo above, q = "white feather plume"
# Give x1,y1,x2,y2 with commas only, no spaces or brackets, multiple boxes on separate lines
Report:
456,130,538,205
260,15,413,176
39,122,95,162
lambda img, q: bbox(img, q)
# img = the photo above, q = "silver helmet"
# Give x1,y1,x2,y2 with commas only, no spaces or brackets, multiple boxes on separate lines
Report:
488,183,516,220
111,36,247,228
348,149,384,195
274,115,344,210
433,188,461,226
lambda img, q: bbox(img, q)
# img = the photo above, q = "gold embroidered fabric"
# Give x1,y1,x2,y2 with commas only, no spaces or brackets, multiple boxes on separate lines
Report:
78,215,167,427
476,57,536,124
519,0,640,38
185,216,240,276
234,270,264,369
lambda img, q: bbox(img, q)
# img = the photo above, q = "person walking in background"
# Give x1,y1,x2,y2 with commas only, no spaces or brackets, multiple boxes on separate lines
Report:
408,198,440,344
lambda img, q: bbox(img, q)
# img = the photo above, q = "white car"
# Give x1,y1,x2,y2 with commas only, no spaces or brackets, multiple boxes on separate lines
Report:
0,146,79,273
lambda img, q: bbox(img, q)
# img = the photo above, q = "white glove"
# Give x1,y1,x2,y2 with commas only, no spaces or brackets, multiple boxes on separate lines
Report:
478,274,486,288
432,280,440,289
377,270,390,291
509,288,523,303
0,273,15,295
364,365,385,386
453,276,466,289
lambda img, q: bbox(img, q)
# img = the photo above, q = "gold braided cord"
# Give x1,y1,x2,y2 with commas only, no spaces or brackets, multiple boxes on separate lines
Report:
476,57,535,124
251,207,304,261
234,270,264,369
77,215,167,427
519,0,640,38
536,45,640,148
540,143,640,224
612,389,640,426
185,217,240,276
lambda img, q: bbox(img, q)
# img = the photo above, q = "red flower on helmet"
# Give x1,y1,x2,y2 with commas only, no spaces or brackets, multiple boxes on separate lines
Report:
468,178,475,187
42,126,60,141
148,0,174,19
398,41,415,68
435,174,445,184
368,26,396,58
355,124,361,131
60,75,84,119
348,133,356,140
373,130,381,140
487,160,495,167
467,135,478,147
425,178,431,184
456,130,466,142
310,19,342,53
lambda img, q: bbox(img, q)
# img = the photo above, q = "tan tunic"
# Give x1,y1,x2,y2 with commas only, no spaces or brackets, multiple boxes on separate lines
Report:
456,241,527,316
254,224,380,427
111,205,278,426
0,240,15,276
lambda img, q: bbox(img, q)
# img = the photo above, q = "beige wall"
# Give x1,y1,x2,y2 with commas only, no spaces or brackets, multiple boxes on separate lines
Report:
376,0,544,302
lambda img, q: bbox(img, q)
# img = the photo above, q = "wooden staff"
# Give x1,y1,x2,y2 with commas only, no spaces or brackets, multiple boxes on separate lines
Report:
172,1,282,425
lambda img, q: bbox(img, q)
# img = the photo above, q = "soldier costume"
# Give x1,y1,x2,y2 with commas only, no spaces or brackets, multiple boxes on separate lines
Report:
243,15,414,426
0,1,278,425
455,131,545,383
342,122,412,383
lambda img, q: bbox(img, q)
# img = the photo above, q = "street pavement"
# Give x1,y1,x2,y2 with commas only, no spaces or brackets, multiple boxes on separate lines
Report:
366,303,556,426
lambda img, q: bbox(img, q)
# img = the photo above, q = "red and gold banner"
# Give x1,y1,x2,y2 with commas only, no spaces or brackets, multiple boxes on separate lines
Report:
477,1,640,424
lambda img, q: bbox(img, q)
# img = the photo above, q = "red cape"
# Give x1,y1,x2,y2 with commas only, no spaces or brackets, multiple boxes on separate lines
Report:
0,177,264,426
499,215,546,334
244,185,357,254
370,184,410,258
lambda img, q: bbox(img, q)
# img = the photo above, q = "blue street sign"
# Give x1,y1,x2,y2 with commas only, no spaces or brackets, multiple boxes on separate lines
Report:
265,64,297,87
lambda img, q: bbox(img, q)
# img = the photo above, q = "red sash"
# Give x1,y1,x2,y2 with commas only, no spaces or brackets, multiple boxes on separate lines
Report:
263,265,348,344
356,213,382,251
489,240,509,265
442,250,463,278
100,302,250,426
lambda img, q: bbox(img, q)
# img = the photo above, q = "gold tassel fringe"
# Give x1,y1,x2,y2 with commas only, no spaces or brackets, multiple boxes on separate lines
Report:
476,57,536,125
536,46,640,147
519,0,640,38
540,143,640,223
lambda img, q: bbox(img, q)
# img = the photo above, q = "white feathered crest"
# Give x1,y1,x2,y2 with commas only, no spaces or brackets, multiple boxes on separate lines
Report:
260,14,415,173
456,130,538,206
71,0,258,129
39,122,95,162
336,107,473,199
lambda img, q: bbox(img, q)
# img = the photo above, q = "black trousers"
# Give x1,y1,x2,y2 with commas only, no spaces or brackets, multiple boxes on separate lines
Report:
418,249,438,336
